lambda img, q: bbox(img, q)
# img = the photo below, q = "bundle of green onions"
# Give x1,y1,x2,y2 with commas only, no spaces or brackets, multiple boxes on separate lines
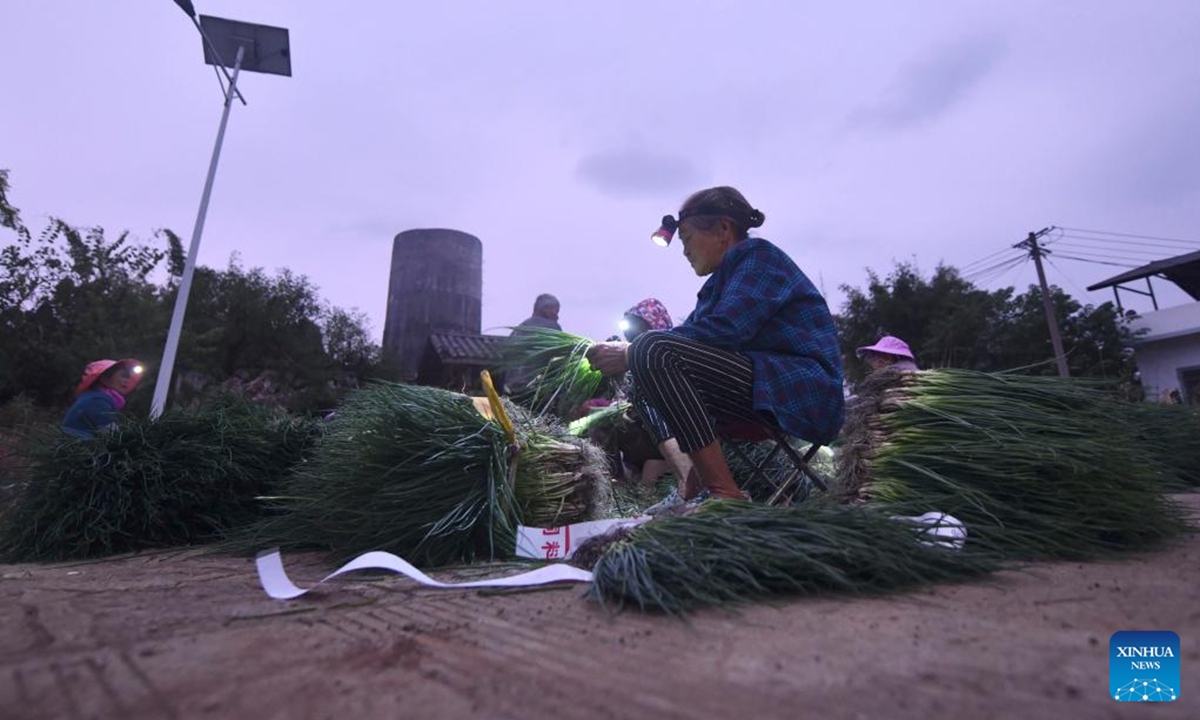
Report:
586,500,998,614
513,411,613,527
502,327,618,417
0,395,319,562
229,381,612,566
1118,401,1200,488
0,433,30,513
567,400,631,437
834,369,1194,560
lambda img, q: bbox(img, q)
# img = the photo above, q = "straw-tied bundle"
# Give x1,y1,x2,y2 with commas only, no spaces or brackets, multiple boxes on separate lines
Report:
0,395,318,562
230,380,612,566
513,409,613,528
502,327,619,417
583,500,997,614
834,369,1194,560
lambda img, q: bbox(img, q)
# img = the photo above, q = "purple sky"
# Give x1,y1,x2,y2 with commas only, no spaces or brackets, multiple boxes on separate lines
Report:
4,1,1200,344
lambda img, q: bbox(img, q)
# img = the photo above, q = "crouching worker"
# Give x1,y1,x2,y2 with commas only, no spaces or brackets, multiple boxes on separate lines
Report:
586,186,844,504
857,336,919,374
61,359,146,439
576,298,679,484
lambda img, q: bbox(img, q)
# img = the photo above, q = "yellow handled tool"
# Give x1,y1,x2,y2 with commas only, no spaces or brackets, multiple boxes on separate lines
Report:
480,370,517,448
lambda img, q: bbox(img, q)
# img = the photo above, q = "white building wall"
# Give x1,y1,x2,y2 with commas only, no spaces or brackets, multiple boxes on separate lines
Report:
1129,302,1200,342
1135,335,1200,396
1129,300,1200,401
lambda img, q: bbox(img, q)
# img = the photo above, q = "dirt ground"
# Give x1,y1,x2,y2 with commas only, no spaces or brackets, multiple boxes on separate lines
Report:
1,497,1197,720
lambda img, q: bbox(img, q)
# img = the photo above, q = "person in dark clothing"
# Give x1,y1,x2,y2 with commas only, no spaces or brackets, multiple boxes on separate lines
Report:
61,358,145,438
505,293,563,393
519,293,561,331
587,186,844,501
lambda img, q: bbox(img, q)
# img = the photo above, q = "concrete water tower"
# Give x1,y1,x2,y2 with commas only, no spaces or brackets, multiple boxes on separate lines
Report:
382,229,483,381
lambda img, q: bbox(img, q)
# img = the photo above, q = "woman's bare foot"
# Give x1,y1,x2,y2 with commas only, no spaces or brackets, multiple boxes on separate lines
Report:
657,439,697,498
689,440,744,499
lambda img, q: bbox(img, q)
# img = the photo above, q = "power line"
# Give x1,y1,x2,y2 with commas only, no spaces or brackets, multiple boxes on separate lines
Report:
1051,254,1140,268
963,254,1024,277
963,257,1024,280
1056,226,1200,246
982,259,1028,286
963,255,1026,283
1049,243,1166,262
1055,233,1200,250
1051,249,1162,262
970,266,1019,287
993,255,1030,289
960,247,1023,273
1048,249,1157,265
1052,241,1164,254
1044,255,1092,299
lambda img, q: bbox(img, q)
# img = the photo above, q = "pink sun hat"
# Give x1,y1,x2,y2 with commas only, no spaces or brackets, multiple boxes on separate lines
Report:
74,358,146,397
855,336,915,360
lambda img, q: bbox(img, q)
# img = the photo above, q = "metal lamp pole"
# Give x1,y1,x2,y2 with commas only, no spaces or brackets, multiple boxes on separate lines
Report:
150,45,244,419
150,3,291,418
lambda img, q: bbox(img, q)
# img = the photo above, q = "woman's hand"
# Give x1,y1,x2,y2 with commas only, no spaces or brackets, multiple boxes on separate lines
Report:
586,341,630,376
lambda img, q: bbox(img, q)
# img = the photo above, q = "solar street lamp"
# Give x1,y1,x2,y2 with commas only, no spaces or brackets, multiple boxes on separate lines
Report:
150,2,291,418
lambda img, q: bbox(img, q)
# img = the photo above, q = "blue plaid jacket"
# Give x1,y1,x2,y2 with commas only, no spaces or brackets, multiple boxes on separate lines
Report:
670,237,845,444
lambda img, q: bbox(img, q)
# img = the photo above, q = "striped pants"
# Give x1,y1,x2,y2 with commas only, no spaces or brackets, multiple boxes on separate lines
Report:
628,331,765,454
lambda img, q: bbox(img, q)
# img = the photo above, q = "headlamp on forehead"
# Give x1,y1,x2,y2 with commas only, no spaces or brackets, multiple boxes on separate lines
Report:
650,215,678,247
649,203,763,247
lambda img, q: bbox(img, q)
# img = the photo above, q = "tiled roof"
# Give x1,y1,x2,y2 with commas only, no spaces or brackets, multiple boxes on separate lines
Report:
427,332,507,365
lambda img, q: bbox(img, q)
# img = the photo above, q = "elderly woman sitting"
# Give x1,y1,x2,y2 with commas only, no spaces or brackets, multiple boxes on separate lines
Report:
586,186,844,502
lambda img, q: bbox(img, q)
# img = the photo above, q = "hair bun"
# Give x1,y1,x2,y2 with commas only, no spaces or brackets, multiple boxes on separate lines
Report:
747,209,765,228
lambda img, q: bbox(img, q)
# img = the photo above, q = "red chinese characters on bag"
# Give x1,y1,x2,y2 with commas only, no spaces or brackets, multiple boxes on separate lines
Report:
539,526,571,559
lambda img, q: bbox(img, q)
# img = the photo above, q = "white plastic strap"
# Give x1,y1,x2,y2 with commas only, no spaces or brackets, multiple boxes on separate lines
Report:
256,548,594,600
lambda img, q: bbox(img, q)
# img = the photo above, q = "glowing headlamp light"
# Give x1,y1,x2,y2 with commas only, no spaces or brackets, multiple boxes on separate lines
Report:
650,215,678,246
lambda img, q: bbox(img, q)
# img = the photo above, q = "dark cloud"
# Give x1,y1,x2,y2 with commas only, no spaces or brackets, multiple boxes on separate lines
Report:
575,147,706,198
850,34,1008,131
1103,99,1200,205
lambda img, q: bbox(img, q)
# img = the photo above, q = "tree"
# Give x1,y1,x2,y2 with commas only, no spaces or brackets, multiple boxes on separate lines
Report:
836,262,1011,382
0,170,380,414
1,179,172,409
993,285,1141,383
0,169,22,233
322,306,381,379
837,260,1140,389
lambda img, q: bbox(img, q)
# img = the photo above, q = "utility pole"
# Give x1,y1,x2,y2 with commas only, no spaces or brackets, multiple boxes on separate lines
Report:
1015,227,1070,378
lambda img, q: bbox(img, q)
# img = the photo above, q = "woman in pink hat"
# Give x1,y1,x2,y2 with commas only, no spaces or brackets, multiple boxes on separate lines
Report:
60,358,146,438
856,336,920,374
